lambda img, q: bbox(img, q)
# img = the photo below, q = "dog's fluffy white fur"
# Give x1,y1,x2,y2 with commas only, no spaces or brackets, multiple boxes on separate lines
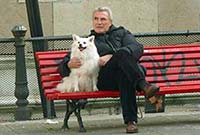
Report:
56,34,100,92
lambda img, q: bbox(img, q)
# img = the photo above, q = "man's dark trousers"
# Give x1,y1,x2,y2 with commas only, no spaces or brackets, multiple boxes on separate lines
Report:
97,50,146,123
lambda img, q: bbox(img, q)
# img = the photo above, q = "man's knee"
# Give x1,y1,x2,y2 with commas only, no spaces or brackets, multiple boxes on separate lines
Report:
115,49,130,57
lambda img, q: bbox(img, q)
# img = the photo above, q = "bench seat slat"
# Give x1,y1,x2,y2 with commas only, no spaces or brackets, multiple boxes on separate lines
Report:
44,84,200,100
46,91,120,100
159,85,200,94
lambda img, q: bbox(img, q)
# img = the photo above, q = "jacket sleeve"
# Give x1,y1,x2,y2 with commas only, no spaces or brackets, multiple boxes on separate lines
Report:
58,53,71,77
118,29,144,60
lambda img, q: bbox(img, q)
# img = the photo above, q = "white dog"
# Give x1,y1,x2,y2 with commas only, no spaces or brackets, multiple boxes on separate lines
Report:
56,34,100,92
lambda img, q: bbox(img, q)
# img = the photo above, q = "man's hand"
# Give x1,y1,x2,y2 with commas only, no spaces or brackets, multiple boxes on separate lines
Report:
98,54,113,66
67,57,82,68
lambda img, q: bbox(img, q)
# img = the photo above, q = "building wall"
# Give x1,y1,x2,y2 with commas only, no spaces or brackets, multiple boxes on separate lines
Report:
158,0,200,32
0,0,53,38
53,0,158,35
0,0,200,37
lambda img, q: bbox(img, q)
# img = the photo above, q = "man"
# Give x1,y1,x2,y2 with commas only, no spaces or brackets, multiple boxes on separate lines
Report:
59,7,159,134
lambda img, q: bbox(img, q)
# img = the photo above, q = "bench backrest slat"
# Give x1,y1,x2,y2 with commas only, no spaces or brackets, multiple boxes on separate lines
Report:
40,67,59,75
37,53,67,60
41,74,61,82
147,67,200,75
42,81,60,89
141,53,200,62
143,59,200,69
156,80,200,87
38,60,62,67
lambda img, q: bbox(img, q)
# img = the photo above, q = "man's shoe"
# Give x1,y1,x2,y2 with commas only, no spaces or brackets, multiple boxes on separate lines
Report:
143,84,160,104
143,84,159,98
126,121,138,133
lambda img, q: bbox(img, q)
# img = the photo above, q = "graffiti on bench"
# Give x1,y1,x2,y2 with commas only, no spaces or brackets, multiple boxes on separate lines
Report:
142,50,200,86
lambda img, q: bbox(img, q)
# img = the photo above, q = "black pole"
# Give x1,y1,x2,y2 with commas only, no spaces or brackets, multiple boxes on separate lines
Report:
12,25,32,120
25,0,55,118
25,0,43,37
25,0,48,51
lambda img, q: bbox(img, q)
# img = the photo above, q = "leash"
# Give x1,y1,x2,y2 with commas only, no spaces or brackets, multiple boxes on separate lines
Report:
137,96,144,119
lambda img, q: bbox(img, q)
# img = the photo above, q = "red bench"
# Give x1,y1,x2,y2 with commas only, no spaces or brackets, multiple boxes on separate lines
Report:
35,43,200,132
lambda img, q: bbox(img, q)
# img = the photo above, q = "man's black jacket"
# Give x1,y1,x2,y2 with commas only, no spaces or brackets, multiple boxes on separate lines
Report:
58,25,144,77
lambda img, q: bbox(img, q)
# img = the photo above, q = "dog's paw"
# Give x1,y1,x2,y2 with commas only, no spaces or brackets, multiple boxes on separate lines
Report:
93,89,98,92
74,89,80,92
93,86,98,91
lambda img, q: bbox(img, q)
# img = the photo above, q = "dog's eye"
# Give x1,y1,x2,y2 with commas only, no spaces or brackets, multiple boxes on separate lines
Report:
78,41,80,44
83,42,86,44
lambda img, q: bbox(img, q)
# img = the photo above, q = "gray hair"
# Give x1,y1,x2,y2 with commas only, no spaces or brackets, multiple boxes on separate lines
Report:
93,6,113,22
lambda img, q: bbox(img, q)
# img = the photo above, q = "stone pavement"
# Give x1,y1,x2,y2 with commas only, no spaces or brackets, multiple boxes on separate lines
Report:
0,105,200,135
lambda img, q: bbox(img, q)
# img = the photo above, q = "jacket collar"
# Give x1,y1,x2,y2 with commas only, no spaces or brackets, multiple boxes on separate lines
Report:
90,25,117,36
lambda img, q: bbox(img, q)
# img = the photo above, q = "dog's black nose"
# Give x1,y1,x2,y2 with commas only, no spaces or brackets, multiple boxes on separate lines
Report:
79,44,83,48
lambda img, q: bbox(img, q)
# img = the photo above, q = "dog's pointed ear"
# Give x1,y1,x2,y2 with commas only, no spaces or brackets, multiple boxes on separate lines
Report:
88,35,95,43
72,34,79,41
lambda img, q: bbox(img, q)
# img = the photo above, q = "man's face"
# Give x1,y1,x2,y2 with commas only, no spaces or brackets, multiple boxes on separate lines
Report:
92,11,112,34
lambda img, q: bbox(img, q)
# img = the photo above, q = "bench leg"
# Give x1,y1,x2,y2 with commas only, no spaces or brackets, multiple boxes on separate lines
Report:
46,99,56,119
62,100,73,129
62,100,86,132
74,108,86,132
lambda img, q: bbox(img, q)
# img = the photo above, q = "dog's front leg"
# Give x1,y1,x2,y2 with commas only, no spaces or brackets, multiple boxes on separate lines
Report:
73,76,79,92
92,75,98,91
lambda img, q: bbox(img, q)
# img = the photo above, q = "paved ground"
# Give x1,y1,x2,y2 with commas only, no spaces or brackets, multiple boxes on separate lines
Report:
0,104,200,135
